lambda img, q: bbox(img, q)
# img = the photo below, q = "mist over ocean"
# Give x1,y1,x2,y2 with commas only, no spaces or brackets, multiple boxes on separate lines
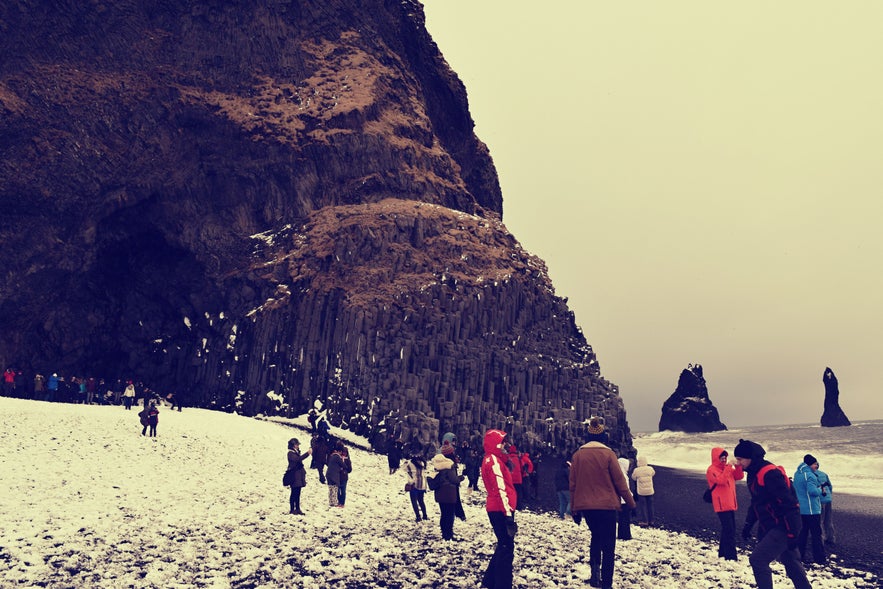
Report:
633,420,883,498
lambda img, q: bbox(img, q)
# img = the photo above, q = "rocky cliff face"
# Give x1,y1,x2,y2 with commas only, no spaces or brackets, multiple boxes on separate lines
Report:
0,0,632,455
658,364,726,433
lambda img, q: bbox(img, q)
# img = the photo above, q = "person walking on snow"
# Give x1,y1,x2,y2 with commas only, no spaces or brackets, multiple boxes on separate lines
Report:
735,439,811,589
403,455,429,521
480,429,518,589
706,446,744,560
570,418,636,589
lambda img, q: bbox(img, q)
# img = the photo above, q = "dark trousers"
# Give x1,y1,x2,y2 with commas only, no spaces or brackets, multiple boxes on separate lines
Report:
797,514,826,564
482,511,514,589
583,509,618,588
439,502,456,540
289,486,302,512
750,528,811,589
512,483,522,509
409,489,427,519
337,480,348,506
717,510,737,560
617,505,632,540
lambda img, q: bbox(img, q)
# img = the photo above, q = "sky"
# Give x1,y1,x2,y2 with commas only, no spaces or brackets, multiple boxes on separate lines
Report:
422,1,883,432
1,397,877,587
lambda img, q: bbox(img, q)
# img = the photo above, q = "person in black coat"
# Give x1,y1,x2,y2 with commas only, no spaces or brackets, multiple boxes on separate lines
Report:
735,439,811,589
430,453,463,540
285,438,312,515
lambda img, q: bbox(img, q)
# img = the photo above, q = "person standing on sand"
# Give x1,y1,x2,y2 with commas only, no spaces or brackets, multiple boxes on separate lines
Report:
813,463,835,545
631,455,656,525
735,439,811,589
570,418,636,589
706,446,744,560
794,455,826,565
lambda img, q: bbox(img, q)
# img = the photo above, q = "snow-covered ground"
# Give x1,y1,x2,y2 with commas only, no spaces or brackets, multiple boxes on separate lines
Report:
0,398,878,588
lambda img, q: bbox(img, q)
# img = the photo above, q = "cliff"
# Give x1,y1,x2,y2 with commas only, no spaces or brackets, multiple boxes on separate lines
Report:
0,0,632,454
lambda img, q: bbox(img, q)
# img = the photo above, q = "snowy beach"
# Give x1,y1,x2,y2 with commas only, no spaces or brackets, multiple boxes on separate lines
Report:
1,398,879,588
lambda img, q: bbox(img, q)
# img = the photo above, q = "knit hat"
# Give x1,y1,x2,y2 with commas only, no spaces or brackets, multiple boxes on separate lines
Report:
803,454,818,467
733,439,765,460
586,417,608,443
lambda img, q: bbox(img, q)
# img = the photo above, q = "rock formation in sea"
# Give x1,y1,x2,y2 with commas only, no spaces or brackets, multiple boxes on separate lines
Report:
658,364,727,433
0,1,632,456
820,367,851,427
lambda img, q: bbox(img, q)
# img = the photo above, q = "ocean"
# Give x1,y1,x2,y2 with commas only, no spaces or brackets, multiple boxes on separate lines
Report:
632,419,883,499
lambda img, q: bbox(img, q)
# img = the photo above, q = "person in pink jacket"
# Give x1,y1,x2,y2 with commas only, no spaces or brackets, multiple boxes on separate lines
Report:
481,429,518,589
706,446,744,560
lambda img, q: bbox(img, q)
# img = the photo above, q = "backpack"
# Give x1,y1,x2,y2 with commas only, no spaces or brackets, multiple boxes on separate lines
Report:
702,484,717,503
426,475,440,491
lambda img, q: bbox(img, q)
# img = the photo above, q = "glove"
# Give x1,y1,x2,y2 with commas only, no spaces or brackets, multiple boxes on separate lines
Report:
572,511,582,526
786,534,799,551
505,516,518,538
742,524,753,541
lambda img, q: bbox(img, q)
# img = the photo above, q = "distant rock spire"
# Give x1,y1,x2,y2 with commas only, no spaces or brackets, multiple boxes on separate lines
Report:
820,367,851,427
658,364,727,433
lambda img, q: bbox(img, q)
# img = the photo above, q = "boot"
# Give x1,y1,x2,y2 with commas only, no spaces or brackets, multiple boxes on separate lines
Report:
589,561,601,588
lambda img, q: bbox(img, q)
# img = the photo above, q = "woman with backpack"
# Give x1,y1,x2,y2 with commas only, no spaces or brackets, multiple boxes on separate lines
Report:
706,446,744,560
429,453,462,540
403,454,429,521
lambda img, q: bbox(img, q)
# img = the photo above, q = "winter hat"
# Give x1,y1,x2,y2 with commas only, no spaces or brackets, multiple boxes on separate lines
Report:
733,439,765,460
586,417,608,443
803,454,818,467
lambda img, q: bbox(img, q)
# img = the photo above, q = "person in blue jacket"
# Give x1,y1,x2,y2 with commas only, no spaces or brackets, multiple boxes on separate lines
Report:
793,454,826,565
813,463,835,545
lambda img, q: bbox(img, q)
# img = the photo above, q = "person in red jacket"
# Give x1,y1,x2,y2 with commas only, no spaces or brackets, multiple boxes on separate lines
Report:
507,445,523,508
480,429,518,589
706,446,744,560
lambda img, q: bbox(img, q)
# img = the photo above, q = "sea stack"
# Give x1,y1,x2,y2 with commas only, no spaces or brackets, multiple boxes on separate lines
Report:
820,367,851,427
658,364,727,433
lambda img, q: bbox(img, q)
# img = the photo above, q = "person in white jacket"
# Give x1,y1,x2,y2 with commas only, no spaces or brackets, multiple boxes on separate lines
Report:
617,457,633,540
631,456,656,525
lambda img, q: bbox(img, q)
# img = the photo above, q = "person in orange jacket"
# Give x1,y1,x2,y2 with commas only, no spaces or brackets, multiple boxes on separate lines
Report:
706,446,744,560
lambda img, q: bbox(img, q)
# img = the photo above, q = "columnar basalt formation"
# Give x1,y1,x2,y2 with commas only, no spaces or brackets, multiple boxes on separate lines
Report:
0,1,633,455
820,367,851,427
658,364,727,433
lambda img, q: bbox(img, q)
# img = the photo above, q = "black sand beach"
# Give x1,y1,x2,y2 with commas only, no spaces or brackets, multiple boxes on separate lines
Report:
527,462,883,579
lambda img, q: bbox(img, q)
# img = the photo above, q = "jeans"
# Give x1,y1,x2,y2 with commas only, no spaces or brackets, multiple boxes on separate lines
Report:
821,502,836,544
582,510,618,588
482,511,514,589
409,489,427,519
337,480,348,506
637,494,654,523
717,510,737,560
557,490,571,518
749,528,811,589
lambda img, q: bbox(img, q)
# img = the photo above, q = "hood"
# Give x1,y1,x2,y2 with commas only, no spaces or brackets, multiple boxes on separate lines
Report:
711,446,727,463
618,457,629,469
637,456,648,467
795,462,813,475
431,453,454,471
508,445,518,455
483,429,508,457
522,453,530,459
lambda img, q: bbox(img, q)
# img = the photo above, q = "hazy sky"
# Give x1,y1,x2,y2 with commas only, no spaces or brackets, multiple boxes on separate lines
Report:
422,1,883,431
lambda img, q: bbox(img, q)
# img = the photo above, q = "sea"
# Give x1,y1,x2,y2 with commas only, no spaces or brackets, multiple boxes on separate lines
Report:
632,419,883,499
